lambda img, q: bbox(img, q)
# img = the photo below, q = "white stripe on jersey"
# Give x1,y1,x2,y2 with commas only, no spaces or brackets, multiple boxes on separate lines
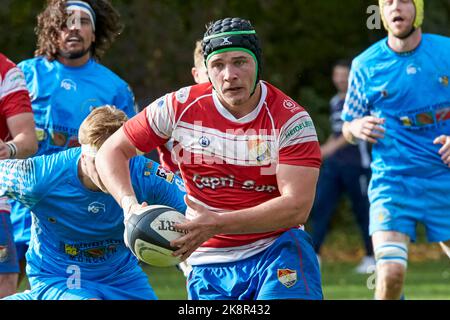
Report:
279,111,318,148
172,122,277,166
187,236,278,266
0,196,11,213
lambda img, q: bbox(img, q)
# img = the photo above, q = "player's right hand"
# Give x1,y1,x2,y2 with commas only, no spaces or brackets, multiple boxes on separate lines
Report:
348,116,385,144
433,135,450,167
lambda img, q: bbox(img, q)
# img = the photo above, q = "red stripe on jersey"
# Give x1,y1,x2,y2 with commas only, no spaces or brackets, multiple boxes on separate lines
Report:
125,82,321,249
124,109,167,153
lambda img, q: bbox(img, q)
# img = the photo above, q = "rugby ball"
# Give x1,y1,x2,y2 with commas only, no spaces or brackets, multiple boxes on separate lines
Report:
125,205,187,267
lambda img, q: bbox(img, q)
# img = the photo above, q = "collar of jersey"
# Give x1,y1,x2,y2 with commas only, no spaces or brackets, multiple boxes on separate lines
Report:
212,81,267,124
54,58,95,71
382,35,424,58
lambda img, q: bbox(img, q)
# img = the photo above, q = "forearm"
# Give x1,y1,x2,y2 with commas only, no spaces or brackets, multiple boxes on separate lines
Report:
9,132,38,159
342,121,357,145
96,130,137,206
217,193,314,235
5,113,38,159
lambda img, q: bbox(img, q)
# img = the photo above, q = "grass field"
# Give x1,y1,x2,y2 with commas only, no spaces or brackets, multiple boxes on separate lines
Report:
143,258,450,300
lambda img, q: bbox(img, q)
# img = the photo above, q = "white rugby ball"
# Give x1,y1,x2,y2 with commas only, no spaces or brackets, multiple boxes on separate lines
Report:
125,205,187,267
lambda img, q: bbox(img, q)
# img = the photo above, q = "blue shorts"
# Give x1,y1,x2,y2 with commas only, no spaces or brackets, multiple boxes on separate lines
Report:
369,174,450,242
0,212,19,273
10,200,31,262
187,228,323,300
3,269,157,300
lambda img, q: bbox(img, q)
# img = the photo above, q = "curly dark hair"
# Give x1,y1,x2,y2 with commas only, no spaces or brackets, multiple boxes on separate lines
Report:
35,0,123,61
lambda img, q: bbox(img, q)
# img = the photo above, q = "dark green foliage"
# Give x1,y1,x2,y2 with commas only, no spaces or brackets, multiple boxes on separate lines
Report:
2,0,448,119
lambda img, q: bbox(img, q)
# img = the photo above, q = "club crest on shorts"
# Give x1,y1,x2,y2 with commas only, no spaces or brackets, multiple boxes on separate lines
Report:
0,245,9,262
277,269,297,288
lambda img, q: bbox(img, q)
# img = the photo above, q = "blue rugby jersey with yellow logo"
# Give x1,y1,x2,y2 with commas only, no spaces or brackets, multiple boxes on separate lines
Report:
0,148,186,279
10,57,137,249
342,34,450,178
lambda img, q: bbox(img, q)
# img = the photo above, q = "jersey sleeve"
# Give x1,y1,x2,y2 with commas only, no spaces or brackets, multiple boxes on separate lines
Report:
0,65,32,118
123,94,174,154
342,61,370,121
0,158,43,209
278,111,321,168
114,82,138,118
130,157,187,214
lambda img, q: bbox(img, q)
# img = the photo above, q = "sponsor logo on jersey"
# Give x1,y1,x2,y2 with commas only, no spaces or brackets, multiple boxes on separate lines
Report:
67,136,81,148
277,269,297,288
406,64,420,75
0,245,9,263
400,116,412,127
198,136,211,148
436,106,450,122
247,138,271,163
50,131,68,147
88,202,106,214
439,76,449,87
156,166,175,184
175,87,191,104
63,240,120,262
283,99,301,113
35,128,47,142
284,120,314,140
415,111,434,126
143,161,155,177
61,79,77,91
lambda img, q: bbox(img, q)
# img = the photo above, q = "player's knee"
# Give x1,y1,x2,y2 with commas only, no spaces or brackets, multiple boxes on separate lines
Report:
0,273,19,298
374,241,407,288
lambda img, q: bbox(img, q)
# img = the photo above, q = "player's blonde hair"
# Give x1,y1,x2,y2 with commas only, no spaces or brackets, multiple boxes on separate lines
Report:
193,40,204,69
78,105,128,149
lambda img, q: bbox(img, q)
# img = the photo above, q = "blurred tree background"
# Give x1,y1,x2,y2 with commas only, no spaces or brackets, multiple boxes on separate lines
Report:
1,0,449,140
1,0,449,259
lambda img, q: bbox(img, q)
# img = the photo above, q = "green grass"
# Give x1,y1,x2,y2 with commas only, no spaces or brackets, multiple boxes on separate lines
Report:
321,259,450,300
17,258,449,300
141,259,450,300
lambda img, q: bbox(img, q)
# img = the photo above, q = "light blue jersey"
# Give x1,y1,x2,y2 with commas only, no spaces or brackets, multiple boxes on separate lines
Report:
342,34,450,242
0,148,186,299
9,57,137,258
18,57,136,155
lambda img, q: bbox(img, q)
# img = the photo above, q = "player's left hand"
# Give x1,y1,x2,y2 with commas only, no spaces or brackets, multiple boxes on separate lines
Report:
170,196,222,261
434,135,450,167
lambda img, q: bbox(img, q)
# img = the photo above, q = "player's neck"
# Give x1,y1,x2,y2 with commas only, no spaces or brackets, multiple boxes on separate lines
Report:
77,160,101,192
221,84,262,119
57,53,91,67
387,28,422,53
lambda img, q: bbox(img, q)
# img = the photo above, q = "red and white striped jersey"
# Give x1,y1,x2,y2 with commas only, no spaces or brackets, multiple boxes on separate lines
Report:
124,81,321,265
0,53,32,141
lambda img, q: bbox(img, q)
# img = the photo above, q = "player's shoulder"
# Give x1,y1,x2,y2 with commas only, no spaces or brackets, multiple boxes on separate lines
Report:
90,60,130,89
422,33,450,51
42,148,80,167
0,54,24,81
167,82,213,114
352,38,387,71
0,53,16,76
264,81,312,127
17,56,50,72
